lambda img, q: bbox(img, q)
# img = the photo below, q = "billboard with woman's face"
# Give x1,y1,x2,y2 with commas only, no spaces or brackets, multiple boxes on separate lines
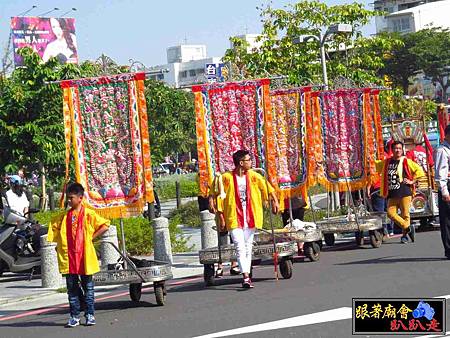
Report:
11,16,78,66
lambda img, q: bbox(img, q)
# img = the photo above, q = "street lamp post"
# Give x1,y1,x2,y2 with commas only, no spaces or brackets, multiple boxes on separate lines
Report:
293,23,352,90
293,23,353,211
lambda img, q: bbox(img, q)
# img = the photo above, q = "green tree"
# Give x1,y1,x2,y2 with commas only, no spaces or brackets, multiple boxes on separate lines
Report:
380,32,419,93
145,81,196,164
0,48,66,179
411,28,450,102
0,48,196,184
224,0,396,86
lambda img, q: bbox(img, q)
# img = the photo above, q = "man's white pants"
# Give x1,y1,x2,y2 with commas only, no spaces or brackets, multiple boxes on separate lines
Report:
230,227,255,274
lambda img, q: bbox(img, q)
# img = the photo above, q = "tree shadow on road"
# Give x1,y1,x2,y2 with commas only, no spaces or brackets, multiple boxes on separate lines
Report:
168,276,275,293
336,256,448,265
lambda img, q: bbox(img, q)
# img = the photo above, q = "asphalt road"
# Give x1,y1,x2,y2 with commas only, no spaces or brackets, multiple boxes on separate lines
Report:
1,229,449,338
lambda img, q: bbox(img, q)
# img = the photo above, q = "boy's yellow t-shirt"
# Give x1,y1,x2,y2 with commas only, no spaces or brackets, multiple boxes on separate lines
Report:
47,207,110,275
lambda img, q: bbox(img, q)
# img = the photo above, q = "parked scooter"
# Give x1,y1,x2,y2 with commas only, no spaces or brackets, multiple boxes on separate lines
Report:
0,205,47,276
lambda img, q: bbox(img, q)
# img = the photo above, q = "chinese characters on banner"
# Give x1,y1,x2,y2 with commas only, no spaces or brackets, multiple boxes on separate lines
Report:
11,16,78,66
353,298,445,335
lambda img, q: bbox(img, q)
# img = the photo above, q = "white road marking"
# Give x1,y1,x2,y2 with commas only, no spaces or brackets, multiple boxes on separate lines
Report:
192,307,352,338
194,294,450,338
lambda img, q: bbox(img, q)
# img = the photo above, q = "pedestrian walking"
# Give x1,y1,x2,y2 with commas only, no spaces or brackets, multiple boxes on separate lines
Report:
197,174,239,277
47,183,110,327
376,141,425,244
213,150,279,288
434,125,450,259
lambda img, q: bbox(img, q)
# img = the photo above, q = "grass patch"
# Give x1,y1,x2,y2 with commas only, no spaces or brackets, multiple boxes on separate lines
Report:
56,287,67,293
34,210,63,226
168,200,201,228
154,174,198,201
113,216,192,255
307,184,327,196
33,209,192,254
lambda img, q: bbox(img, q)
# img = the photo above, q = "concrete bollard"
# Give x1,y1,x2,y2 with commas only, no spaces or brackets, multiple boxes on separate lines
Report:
153,217,173,264
100,225,120,267
40,235,63,288
200,210,218,249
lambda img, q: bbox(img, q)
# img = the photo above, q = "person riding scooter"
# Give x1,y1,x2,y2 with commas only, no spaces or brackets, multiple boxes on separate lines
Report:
5,175,29,217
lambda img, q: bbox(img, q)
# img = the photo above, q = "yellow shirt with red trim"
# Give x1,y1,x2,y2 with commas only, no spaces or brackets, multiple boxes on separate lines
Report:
375,156,425,199
214,169,274,231
47,207,110,275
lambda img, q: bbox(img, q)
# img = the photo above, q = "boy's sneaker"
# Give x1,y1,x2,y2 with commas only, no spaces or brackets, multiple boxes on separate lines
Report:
86,314,96,326
242,277,254,289
400,236,409,244
66,316,80,328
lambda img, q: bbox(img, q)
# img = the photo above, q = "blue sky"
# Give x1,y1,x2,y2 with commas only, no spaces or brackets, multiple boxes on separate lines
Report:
0,0,375,67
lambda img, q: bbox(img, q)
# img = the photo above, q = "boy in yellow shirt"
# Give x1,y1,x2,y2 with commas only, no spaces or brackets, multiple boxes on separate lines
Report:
47,183,109,327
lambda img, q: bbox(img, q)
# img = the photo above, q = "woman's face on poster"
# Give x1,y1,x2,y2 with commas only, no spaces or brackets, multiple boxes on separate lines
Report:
50,18,63,39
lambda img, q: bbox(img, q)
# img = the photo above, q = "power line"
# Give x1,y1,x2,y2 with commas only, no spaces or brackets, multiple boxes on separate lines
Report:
17,5,37,17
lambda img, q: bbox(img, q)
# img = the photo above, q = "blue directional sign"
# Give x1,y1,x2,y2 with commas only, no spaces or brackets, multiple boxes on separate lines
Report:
205,63,228,82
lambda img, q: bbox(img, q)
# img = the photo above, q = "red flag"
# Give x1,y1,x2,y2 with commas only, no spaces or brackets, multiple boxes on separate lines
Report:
423,132,434,166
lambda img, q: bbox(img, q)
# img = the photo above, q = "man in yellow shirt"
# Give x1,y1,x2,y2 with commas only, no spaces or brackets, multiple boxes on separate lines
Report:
376,141,425,244
47,183,109,327
215,150,279,288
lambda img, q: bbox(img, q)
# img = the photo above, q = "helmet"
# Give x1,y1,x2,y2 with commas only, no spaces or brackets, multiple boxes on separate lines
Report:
9,175,23,185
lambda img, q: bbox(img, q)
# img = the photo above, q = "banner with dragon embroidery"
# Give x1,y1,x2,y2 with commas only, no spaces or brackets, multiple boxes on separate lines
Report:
266,87,309,203
193,79,271,197
319,89,367,191
61,72,154,218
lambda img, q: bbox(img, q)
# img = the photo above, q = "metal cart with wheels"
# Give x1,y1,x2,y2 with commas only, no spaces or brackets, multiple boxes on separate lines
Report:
94,226,172,306
199,241,297,287
255,227,323,262
317,214,384,248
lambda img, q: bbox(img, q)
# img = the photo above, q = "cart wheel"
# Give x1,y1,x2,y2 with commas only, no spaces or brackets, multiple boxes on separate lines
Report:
355,231,364,246
369,230,383,248
279,259,293,279
203,264,215,286
303,242,320,262
129,283,142,302
154,283,166,306
324,233,335,246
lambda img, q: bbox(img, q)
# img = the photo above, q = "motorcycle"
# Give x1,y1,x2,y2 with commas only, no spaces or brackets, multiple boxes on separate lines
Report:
0,206,47,276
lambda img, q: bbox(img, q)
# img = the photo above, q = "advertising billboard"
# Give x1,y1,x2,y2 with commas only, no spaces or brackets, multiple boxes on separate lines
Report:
11,16,78,66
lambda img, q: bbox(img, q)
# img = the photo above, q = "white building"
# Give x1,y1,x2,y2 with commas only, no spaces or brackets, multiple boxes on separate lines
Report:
374,0,449,33
230,34,264,52
147,45,222,88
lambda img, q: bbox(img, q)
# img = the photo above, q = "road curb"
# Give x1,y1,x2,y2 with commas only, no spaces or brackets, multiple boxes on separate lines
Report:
0,290,57,307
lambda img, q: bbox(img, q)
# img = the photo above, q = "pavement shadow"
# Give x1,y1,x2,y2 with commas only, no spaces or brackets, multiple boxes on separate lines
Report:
0,275,40,283
168,276,275,293
95,300,159,310
0,299,158,325
0,320,62,328
5,285,42,289
336,256,448,266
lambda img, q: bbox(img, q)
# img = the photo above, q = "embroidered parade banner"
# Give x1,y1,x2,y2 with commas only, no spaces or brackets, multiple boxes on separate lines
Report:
319,89,366,190
266,88,309,201
193,79,271,197
61,73,154,218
